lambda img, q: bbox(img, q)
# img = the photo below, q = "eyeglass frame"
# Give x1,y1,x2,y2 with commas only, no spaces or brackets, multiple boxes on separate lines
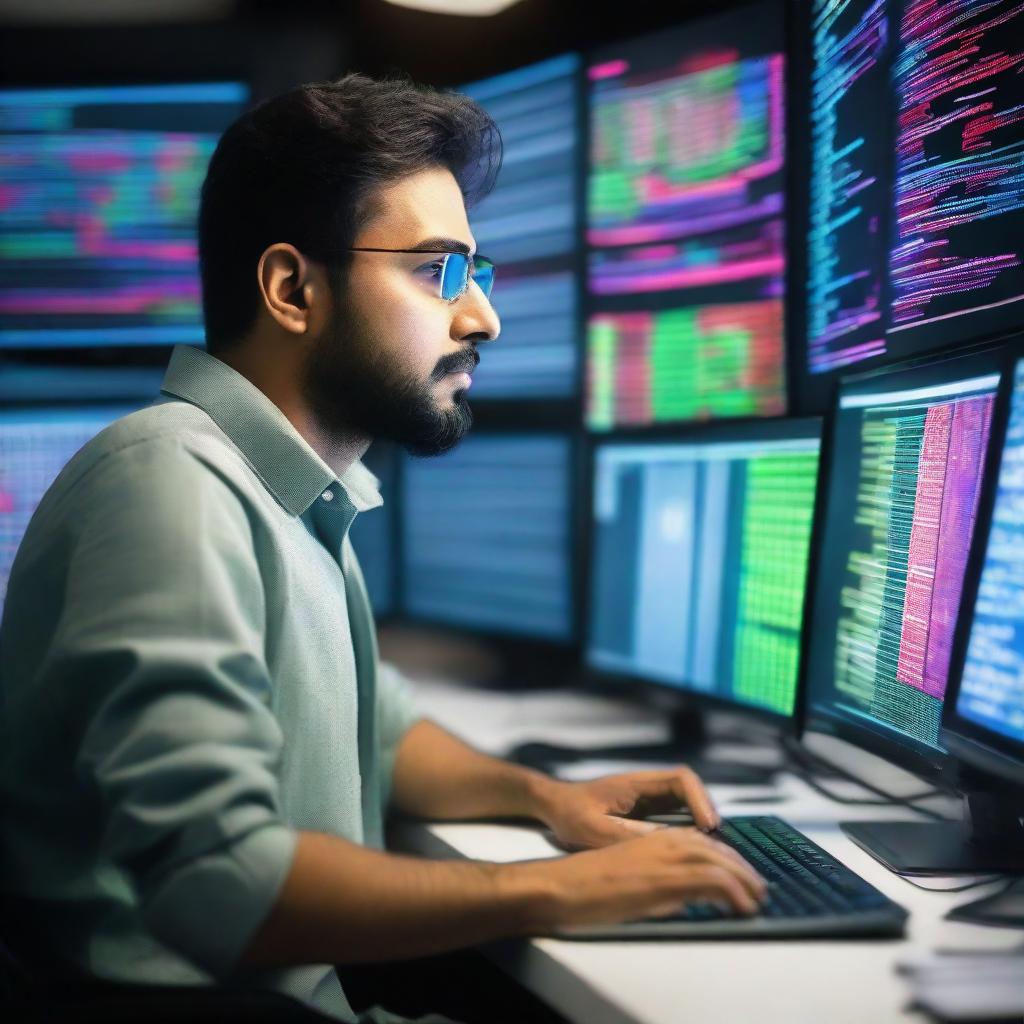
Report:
338,247,496,304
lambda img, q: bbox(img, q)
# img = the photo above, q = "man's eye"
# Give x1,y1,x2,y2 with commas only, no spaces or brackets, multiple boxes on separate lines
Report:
417,261,445,277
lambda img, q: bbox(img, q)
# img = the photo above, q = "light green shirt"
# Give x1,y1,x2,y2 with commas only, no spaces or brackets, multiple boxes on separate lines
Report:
0,344,422,1021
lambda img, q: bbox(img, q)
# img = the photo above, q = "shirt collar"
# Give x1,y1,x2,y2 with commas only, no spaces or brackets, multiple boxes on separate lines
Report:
159,345,383,518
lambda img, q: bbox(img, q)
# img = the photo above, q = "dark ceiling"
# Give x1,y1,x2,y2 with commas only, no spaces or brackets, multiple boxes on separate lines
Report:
340,0,736,86
0,0,763,94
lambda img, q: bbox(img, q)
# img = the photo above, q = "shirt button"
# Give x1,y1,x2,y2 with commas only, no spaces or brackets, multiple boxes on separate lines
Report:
321,489,334,502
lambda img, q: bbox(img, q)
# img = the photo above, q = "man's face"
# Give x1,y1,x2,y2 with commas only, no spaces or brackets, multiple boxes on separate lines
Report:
301,165,500,457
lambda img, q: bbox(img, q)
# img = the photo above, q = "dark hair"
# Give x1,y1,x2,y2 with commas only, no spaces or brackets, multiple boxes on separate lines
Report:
198,72,502,354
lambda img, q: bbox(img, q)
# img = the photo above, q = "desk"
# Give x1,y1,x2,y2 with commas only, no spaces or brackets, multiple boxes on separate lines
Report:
391,678,1022,1024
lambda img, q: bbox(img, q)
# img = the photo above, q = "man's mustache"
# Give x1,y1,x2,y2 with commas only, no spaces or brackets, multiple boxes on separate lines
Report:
431,348,480,382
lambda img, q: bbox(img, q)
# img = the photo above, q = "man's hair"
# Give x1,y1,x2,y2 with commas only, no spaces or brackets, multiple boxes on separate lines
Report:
198,72,502,354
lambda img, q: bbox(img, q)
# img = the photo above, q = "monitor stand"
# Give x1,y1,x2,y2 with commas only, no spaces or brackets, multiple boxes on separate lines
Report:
945,877,1024,928
507,707,778,786
841,783,1024,876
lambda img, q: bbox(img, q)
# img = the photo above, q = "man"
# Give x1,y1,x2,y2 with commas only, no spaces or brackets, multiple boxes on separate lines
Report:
0,74,764,1023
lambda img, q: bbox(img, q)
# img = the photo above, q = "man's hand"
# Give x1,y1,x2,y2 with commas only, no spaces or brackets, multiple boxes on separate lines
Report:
533,767,722,850
390,721,723,853
243,819,767,969
512,826,767,929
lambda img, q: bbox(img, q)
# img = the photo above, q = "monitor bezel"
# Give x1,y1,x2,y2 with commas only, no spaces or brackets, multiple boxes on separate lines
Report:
0,398,152,423
800,339,1013,780
581,414,824,733
940,339,1024,788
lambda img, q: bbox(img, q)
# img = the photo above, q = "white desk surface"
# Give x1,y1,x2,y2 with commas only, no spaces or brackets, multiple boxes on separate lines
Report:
391,677,1023,1024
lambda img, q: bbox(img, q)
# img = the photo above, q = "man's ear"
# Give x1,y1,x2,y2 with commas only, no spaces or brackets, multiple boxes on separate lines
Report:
256,243,320,335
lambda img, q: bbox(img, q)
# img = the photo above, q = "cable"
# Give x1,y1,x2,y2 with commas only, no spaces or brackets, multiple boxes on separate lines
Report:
783,736,944,797
782,742,1022,899
790,766,907,807
788,750,952,816
780,736,956,821
796,756,945,804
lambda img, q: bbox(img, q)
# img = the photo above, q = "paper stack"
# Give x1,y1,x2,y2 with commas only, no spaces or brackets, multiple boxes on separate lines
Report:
897,948,1024,1021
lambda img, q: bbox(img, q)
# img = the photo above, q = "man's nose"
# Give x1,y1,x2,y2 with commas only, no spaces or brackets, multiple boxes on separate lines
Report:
453,283,501,344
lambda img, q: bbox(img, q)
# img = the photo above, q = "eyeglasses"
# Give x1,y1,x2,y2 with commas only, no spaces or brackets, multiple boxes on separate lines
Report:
346,247,496,303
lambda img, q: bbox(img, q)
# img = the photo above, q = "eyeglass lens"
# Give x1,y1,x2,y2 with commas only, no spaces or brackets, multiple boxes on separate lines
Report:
440,253,495,302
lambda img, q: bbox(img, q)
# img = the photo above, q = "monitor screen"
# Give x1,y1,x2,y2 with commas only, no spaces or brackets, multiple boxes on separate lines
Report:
587,421,820,719
456,55,581,400
800,0,1024,409
0,364,165,403
349,442,397,618
584,2,788,430
955,357,1024,751
400,434,574,641
804,349,1003,762
0,82,249,350
804,0,891,378
0,404,139,616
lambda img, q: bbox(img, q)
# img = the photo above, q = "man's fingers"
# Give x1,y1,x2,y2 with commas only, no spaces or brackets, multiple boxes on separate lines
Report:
687,830,767,884
675,866,760,916
676,767,720,831
589,816,665,845
682,837,767,901
558,813,666,850
613,817,666,838
638,865,759,920
626,768,721,831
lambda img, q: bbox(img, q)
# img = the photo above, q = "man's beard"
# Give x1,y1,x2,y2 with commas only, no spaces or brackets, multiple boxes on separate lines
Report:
300,305,477,458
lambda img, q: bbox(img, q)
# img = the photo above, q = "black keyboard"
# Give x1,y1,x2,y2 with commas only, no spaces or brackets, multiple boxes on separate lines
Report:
554,815,908,939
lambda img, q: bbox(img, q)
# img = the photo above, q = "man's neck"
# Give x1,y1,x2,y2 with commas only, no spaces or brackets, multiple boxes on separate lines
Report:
293,411,373,478
218,341,371,478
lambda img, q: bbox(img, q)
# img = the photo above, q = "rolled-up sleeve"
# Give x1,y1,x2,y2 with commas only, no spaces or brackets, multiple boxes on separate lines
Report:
52,437,296,977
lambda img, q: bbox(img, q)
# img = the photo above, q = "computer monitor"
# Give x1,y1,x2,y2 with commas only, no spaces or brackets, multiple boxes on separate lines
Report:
399,432,575,646
587,418,821,729
349,442,398,619
943,355,1024,789
456,55,581,402
0,82,249,350
828,346,1024,877
584,1,789,430
803,345,1004,772
798,0,1024,411
0,403,141,617
935,355,1024,885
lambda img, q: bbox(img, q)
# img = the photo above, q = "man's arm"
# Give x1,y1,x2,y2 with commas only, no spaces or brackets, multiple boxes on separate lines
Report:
243,711,759,968
241,825,765,968
390,719,558,823
240,720,763,967
61,439,300,977
390,718,722,847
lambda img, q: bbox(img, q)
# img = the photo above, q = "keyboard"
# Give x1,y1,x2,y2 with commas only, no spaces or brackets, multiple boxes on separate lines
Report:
554,815,908,939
